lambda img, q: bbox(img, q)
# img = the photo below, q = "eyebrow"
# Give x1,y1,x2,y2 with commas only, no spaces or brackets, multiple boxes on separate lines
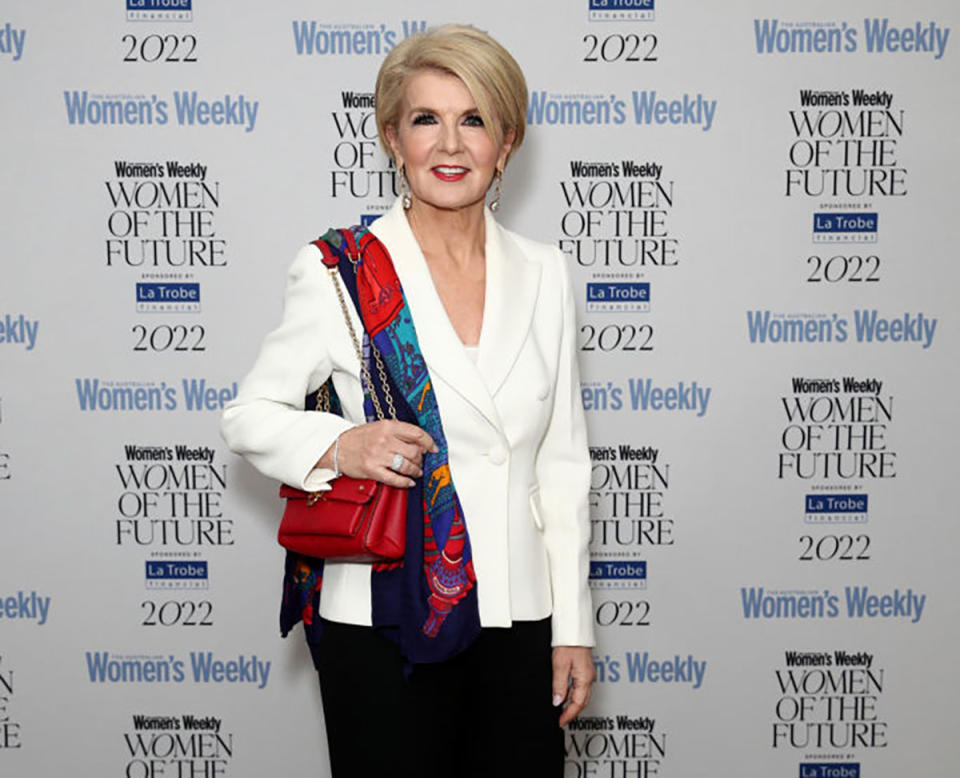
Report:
408,105,481,116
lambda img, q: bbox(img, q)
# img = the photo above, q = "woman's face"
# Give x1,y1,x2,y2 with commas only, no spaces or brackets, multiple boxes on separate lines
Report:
387,69,512,214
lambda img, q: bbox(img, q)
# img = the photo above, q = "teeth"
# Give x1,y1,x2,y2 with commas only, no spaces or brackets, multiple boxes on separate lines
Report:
435,166,467,174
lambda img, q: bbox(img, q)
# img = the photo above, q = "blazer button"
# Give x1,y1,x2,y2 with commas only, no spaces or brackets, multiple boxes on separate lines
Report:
488,446,507,465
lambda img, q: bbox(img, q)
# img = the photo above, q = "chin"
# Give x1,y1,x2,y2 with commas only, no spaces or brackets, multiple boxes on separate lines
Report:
414,192,487,212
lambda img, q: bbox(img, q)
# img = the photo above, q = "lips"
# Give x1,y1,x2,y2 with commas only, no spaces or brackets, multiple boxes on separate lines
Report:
431,165,469,181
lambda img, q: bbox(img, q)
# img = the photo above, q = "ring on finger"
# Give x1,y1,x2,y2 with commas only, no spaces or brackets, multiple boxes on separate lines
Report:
390,453,406,472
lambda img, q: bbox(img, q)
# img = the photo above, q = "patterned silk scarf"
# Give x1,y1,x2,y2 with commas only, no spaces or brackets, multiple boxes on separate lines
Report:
281,226,481,666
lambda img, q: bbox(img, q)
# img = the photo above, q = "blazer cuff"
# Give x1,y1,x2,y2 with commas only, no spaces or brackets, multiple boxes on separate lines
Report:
303,467,336,492
550,599,596,647
289,414,356,491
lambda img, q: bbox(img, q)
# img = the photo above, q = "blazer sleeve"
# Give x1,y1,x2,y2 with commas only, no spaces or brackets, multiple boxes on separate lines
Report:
535,248,596,647
220,244,356,491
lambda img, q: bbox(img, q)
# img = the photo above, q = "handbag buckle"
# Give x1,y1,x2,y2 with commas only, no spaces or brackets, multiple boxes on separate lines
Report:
306,492,325,507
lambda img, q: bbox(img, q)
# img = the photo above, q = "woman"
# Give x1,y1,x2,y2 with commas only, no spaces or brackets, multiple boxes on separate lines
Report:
222,25,594,777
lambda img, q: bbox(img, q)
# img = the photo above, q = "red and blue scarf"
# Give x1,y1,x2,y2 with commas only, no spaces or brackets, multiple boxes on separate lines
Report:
281,226,481,666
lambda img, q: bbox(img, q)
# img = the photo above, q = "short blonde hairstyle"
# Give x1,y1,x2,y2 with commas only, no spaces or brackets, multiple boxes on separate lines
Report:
375,25,527,166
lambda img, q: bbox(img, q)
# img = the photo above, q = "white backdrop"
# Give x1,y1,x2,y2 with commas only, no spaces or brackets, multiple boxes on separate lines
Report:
1,1,958,776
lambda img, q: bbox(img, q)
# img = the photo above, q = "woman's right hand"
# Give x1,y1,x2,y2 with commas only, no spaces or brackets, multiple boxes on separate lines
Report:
316,420,438,488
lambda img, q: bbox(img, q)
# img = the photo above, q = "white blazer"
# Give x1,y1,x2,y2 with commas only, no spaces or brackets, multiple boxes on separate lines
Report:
221,199,594,647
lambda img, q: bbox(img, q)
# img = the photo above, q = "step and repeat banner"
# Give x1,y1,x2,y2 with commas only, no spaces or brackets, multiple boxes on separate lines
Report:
2,1,958,776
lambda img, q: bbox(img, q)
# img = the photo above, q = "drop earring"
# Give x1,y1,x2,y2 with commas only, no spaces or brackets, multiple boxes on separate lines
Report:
489,168,503,212
399,164,412,210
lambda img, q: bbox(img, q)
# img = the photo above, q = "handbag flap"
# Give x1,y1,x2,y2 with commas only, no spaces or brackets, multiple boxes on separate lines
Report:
279,478,378,505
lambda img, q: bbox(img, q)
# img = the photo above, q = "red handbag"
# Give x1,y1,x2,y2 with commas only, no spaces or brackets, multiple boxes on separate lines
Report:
277,478,406,561
276,232,407,562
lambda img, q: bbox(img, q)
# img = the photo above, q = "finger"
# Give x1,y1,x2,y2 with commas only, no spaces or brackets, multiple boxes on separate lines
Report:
385,451,422,478
372,467,416,489
557,679,589,727
571,672,593,710
552,655,571,708
558,664,595,726
390,441,424,469
574,658,597,710
391,422,438,453
558,694,587,727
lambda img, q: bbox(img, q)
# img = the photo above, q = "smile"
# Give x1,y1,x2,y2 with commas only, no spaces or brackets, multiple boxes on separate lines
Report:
431,166,469,181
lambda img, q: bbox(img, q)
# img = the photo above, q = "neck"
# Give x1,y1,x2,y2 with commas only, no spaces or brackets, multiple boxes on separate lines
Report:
405,199,487,270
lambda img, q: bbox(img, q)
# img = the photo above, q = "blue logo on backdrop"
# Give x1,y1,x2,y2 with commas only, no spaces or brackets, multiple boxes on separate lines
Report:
754,18,950,59
360,213,381,227
589,0,654,22
0,590,51,625
0,23,26,60
747,310,937,348
64,91,258,132
805,493,868,524
813,212,878,243
587,282,650,312
741,586,926,622
527,91,716,130
74,378,237,412
136,282,200,313
126,0,193,23
85,651,271,688
590,560,647,589
800,764,860,778
292,20,427,55
581,378,712,416
0,314,39,351
146,560,209,590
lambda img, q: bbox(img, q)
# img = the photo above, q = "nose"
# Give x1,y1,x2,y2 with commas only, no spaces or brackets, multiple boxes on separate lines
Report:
437,119,463,154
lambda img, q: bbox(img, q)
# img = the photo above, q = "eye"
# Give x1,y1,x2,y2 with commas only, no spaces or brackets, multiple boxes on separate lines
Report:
463,113,484,127
412,112,437,125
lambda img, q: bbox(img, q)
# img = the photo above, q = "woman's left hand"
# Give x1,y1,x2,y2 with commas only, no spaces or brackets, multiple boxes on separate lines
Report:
552,646,596,726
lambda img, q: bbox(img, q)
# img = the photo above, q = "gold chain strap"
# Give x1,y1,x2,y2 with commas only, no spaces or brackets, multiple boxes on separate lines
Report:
315,382,330,412
344,250,400,421
326,251,397,422
372,346,398,420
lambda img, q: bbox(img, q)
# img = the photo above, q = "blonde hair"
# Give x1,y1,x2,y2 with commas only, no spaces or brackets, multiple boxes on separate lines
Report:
375,25,527,166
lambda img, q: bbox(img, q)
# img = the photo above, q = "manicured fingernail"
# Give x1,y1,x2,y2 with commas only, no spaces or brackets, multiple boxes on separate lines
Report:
431,445,439,453
552,694,564,706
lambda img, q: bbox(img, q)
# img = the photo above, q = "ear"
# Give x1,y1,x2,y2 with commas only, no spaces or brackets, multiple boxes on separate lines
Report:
496,128,516,171
385,125,404,170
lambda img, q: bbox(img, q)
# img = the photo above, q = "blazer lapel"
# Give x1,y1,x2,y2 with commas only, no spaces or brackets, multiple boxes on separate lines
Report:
370,201,503,431
477,209,542,397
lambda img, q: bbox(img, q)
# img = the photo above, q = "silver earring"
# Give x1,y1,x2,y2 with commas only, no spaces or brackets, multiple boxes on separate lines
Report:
399,165,412,210
490,169,503,212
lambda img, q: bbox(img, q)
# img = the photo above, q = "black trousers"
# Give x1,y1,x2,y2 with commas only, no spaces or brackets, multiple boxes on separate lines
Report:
315,617,563,778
